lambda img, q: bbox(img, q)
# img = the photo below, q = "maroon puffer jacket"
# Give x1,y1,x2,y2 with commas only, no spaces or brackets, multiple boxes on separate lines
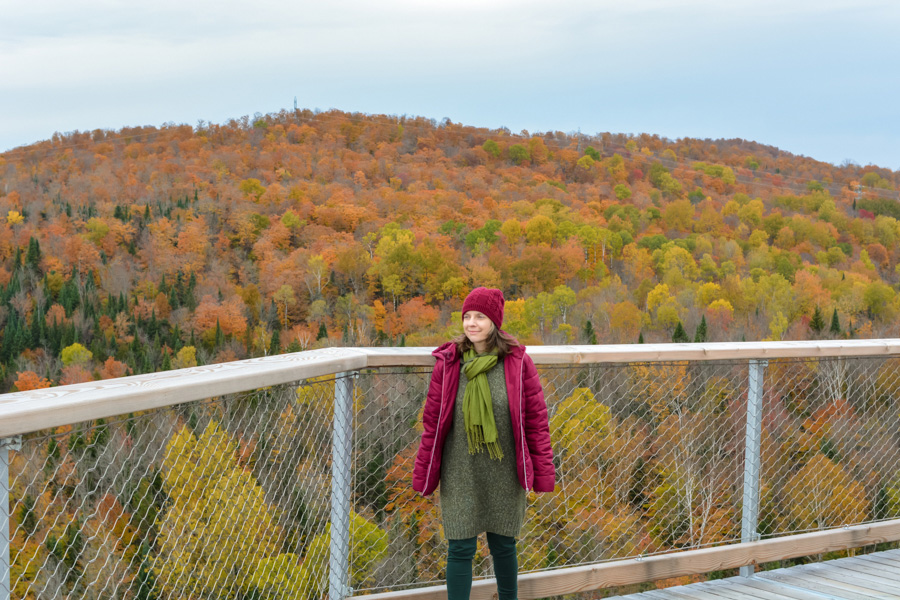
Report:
412,339,556,496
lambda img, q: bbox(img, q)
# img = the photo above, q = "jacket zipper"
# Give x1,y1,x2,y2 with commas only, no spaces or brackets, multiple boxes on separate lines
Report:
518,353,529,491
423,354,447,492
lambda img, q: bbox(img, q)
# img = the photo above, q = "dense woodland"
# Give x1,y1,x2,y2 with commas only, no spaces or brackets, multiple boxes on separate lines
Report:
1,109,899,392
5,110,900,599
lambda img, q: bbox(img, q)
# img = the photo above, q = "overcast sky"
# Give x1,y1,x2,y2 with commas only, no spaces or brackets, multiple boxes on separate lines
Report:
2,0,899,169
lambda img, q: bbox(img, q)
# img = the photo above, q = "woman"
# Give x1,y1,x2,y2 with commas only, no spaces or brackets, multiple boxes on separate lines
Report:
412,287,555,600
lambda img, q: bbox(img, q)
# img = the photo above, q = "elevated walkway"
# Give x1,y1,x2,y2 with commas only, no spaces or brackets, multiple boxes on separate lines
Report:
614,549,900,599
4,340,900,600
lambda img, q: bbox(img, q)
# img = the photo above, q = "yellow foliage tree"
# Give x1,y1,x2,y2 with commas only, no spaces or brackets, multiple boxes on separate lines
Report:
61,343,93,366
172,345,198,369
6,210,24,225
154,421,278,598
266,512,388,600
783,454,868,530
549,388,647,510
551,388,612,479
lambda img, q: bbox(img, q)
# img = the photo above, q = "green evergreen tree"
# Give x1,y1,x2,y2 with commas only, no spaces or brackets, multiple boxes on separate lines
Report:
0,321,13,363
671,321,689,343
90,338,107,364
829,309,841,336
25,236,42,273
269,328,281,354
214,319,225,349
134,542,157,600
147,309,159,338
809,305,825,334
171,324,183,351
174,272,185,306
316,323,328,341
583,320,598,345
186,272,198,310
30,308,44,348
61,323,77,348
693,315,707,343
638,332,644,344
61,278,80,316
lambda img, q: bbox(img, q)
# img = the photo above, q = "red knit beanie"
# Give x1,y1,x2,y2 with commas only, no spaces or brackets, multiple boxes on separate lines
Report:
462,287,505,329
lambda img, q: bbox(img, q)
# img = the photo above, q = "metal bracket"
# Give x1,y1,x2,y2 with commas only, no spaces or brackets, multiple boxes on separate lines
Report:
0,436,21,452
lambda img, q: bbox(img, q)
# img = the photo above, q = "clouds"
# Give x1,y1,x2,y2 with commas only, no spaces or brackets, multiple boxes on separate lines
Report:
2,0,899,167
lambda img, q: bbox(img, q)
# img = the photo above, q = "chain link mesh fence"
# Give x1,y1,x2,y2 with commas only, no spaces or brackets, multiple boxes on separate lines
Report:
4,354,900,599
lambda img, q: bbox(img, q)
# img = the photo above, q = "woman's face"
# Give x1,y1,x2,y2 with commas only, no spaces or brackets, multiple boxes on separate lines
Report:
463,310,494,349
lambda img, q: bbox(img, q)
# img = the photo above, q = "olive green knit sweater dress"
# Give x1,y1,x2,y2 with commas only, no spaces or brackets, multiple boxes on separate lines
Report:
440,361,527,540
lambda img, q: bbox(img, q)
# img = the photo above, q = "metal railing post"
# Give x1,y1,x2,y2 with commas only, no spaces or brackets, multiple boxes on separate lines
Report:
740,359,766,577
1,437,20,600
329,373,355,600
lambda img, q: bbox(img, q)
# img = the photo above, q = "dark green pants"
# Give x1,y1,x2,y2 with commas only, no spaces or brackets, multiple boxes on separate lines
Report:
447,533,517,600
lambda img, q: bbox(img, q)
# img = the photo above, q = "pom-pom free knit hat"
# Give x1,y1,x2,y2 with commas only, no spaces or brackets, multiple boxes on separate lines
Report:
462,287,505,329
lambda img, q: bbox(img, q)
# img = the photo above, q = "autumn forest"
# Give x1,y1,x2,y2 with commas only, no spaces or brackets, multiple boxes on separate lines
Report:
1,109,899,391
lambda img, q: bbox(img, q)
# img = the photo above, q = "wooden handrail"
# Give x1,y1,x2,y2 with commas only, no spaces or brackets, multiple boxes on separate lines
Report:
353,519,900,600
0,339,898,438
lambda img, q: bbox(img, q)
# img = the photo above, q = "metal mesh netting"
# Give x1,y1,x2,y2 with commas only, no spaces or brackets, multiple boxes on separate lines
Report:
4,355,900,599
6,376,340,600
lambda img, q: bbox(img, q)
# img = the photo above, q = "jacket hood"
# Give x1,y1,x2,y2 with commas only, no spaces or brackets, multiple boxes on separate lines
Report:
432,341,458,361
506,337,527,359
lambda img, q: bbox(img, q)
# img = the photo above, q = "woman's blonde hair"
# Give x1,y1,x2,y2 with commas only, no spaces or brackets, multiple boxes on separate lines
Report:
452,327,519,358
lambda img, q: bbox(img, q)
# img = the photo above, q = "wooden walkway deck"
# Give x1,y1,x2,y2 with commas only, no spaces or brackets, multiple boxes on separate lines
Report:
612,549,900,599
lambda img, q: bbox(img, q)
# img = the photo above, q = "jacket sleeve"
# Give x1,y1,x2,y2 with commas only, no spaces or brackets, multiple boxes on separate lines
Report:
412,360,444,495
522,354,556,493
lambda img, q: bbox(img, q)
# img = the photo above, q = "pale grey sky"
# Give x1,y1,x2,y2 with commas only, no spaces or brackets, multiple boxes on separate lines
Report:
2,0,899,168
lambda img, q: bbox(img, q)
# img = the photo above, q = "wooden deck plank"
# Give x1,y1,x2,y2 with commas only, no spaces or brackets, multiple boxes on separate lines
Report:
653,587,724,599
609,551,900,599
812,560,900,592
613,585,724,599
603,551,900,599
731,577,832,600
791,560,900,595
616,590,679,599
760,570,892,600
614,591,667,599
853,552,900,569
707,578,815,600
827,553,900,574
794,571,900,599
857,551,900,566
691,580,770,599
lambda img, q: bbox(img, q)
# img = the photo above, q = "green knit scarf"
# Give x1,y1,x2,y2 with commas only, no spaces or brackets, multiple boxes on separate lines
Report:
461,349,503,460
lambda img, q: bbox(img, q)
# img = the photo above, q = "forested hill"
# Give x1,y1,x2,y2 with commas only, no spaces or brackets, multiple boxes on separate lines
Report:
1,109,899,392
